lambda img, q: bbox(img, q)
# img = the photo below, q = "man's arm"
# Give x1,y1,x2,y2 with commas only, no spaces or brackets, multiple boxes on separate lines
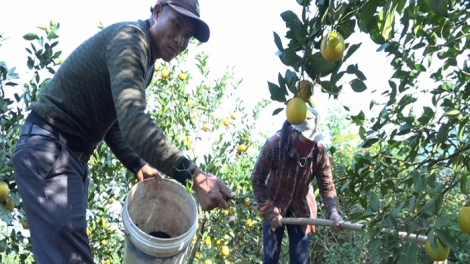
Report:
251,138,279,225
314,142,339,218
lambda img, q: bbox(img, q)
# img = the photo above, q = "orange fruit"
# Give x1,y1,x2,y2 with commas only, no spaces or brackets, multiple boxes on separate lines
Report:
236,144,247,152
0,182,9,202
230,112,236,120
424,238,450,261
223,119,230,126
4,196,14,212
178,71,187,81
286,98,308,125
161,68,169,79
457,206,470,234
221,245,230,257
320,32,345,62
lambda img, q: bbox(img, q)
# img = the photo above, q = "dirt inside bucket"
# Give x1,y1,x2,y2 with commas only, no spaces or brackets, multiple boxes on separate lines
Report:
149,230,171,239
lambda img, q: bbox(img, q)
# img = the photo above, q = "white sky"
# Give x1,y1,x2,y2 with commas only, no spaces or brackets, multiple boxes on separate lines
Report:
0,0,394,137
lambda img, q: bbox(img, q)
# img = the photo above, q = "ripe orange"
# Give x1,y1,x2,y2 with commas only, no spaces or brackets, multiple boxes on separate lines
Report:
178,71,187,81
243,197,251,207
230,112,236,120
286,98,308,125
161,68,169,79
221,245,230,257
245,219,253,228
320,32,345,62
203,124,210,132
457,206,470,234
0,182,9,202
223,119,230,126
236,144,247,152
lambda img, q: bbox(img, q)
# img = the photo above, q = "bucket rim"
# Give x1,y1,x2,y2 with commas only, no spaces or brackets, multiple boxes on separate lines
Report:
123,178,198,243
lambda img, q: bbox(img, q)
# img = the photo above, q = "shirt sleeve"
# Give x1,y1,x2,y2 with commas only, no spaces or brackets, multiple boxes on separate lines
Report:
104,121,147,174
105,24,196,183
314,142,339,218
251,138,278,224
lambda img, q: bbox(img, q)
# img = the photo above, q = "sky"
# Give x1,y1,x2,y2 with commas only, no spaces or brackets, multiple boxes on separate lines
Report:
0,0,394,138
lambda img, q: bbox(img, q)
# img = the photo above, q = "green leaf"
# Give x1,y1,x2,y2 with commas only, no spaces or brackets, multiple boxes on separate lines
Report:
47,31,59,40
23,33,39,41
435,216,450,228
346,64,367,80
406,243,418,264
343,43,362,62
350,79,367,93
273,31,283,51
436,122,450,143
278,73,288,95
435,229,456,250
461,174,468,194
268,81,287,103
280,48,301,68
358,1,380,32
305,53,336,78
445,109,460,116
369,191,380,212
272,107,284,116
413,170,423,193
425,0,448,16
380,3,397,41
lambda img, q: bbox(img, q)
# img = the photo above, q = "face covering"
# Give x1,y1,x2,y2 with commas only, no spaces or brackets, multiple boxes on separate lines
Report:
293,136,315,157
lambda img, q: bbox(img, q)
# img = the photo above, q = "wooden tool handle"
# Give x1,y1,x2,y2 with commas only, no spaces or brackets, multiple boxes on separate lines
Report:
281,218,364,231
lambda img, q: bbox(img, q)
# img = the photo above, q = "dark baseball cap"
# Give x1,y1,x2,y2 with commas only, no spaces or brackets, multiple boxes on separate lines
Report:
157,0,210,42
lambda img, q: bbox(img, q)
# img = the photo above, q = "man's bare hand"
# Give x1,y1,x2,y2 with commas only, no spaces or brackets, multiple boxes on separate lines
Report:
329,211,343,232
135,164,162,182
192,169,234,211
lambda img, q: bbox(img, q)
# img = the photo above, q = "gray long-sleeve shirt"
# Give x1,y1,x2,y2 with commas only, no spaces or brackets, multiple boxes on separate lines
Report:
31,20,195,180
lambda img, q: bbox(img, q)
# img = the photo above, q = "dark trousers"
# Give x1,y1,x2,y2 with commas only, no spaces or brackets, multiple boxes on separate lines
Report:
13,125,93,264
262,212,310,264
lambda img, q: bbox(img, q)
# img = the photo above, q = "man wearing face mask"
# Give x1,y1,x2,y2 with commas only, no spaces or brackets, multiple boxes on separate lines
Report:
251,106,343,264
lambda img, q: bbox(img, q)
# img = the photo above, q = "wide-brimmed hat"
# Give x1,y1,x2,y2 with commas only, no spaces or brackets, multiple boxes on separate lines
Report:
157,0,210,42
291,107,324,142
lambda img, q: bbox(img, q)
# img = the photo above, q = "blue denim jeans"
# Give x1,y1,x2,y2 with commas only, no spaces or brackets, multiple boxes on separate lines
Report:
13,126,92,264
262,212,310,264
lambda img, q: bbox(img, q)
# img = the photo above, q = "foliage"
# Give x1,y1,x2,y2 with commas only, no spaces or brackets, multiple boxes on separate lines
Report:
268,0,470,263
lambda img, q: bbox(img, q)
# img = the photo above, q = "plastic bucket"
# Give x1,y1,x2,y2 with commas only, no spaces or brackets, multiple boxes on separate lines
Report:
122,178,198,264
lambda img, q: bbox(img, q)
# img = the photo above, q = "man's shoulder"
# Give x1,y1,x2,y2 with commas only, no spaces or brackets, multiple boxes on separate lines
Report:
104,20,148,35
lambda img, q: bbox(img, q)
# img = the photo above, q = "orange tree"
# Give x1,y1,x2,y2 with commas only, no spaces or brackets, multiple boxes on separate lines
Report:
269,0,470,263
